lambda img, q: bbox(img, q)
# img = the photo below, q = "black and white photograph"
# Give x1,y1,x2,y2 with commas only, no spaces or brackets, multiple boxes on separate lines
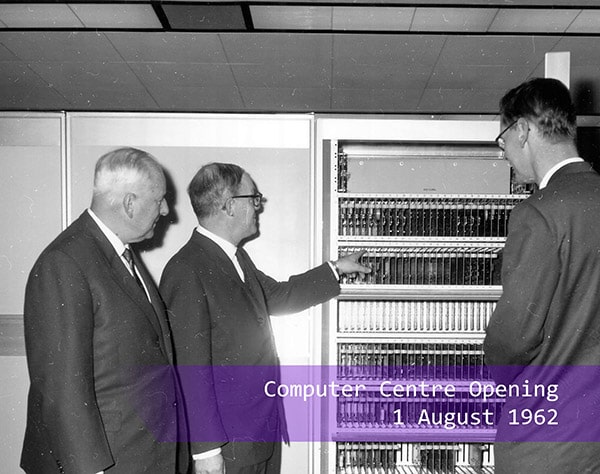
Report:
2,1,600,473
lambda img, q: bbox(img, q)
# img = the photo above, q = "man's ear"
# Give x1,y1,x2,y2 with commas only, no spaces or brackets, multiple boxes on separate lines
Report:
123,193,136,219
517,118,530,148
223,197,235,217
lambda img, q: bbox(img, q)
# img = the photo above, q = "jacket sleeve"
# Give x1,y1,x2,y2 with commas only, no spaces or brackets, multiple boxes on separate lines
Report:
159,259,228,455
254,262,340,315
483,202,560,382
23,250,113,473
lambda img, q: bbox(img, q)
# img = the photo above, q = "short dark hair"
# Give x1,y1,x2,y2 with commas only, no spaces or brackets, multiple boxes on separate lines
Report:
188,162,245,219
499,77,576,142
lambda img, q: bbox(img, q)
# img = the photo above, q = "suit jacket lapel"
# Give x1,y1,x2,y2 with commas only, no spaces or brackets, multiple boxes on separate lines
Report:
130,248,173,362
192,232,243,284
192,232,269,319
80,213,169,356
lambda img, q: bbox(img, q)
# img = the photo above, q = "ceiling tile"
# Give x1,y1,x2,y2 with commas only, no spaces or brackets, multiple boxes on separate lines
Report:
333,63,433,89
419,88,506,112
530,61,546,79
106,32,228,63
567,10,600,33
332,88,421,112
0,61,69,109
232,62,330,88
20,61,157,109
240,87,330,111
0,61,49,88
27,62,144,90
220,33,332,65
552,36,600,66
163,4,246,30
332,7,414,31
0,82,67,109
0,32,122,62
0,42,17,60
251,6,332,30
147,86,244,110
428,64,536,89
412,7,497,31
128,62,236,88
437,35,561,67
0,4,83,28
489,9,580,33
69,4,161,29
59,87,159,110
333,34,446,66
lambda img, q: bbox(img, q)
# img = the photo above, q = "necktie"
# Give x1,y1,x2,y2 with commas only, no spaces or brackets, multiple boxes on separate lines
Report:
235,248,264,311
122,248,146,292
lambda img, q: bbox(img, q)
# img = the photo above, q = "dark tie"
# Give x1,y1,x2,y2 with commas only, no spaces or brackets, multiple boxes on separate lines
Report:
236,248,288,442
235,248,265,313
122,248,146,292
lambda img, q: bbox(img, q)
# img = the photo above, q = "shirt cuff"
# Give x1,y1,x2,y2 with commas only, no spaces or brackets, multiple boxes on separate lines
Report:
192,448,222,460
327,260,340,280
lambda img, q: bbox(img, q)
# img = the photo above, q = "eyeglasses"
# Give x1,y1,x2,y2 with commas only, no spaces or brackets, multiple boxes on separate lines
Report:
495,119,518,151
230,192,264,208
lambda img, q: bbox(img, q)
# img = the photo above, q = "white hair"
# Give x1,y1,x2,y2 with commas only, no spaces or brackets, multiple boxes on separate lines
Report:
92,147,162,201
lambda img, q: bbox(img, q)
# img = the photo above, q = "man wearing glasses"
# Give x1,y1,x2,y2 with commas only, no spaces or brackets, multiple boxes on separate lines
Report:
160,162,369,474
484,78,600,473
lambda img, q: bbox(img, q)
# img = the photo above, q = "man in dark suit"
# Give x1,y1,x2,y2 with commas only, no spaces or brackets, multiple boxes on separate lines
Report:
484,78,600,473
21,148,187,474
160,162,369,474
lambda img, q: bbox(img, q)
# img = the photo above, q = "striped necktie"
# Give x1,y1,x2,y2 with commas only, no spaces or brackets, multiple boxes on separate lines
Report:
122,247,145,292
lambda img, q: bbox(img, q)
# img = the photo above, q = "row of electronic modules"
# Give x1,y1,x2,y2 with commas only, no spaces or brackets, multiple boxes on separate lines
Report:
338,301,496,333
338,197,524,238
337,342,488,381
336,442,495,474
338,246,502,286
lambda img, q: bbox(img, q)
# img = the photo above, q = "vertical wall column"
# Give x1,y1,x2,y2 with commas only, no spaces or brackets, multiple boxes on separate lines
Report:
0,112,65,473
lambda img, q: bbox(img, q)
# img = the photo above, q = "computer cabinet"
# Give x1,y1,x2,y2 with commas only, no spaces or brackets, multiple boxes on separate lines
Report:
316,118,528,474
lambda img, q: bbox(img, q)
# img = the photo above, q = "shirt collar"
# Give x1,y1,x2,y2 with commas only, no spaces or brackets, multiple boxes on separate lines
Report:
87,208,127,256
195,224,238,261
539,157,584,189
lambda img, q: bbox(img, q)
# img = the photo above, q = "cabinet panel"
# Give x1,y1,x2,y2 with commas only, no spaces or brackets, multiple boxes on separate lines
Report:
318,118,526,474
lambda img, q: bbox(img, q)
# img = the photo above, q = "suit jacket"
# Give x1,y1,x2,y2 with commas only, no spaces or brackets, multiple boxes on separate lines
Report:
484,162,600,473
159,231,340,467
21,212,187,474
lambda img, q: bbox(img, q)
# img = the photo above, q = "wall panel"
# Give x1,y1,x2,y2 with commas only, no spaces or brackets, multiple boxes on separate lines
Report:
0,113,64,474
0,114,63,318
67,113,316,474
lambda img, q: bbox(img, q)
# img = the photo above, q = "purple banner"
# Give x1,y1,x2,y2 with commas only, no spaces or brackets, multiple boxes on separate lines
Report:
134,365,600,443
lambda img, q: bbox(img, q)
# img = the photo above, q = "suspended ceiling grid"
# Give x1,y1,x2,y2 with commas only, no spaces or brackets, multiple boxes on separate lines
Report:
0,1,599,114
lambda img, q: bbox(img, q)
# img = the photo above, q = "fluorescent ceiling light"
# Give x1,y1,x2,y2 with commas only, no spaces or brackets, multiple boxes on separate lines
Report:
332,7,414,31
489,8,580,33
0,4,83,28
566,10,600,33
69,4,161,29
412,7,497,32
251,6,332,30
